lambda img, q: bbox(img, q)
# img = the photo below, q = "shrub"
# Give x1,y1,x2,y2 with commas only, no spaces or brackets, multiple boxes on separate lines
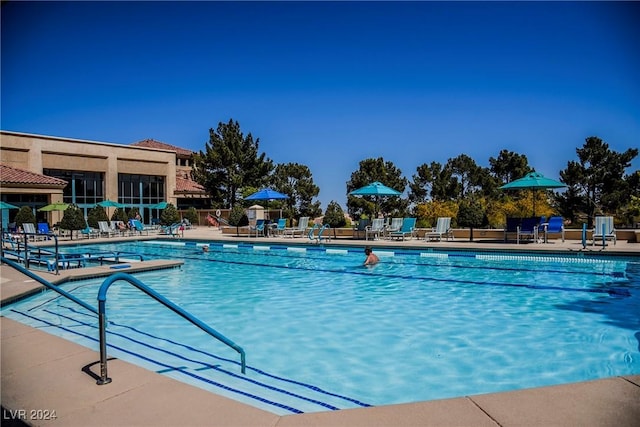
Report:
59,205,87,240
160,203,180,225
14,206,36,228
87,206,108,228
323,201,346,228
184,206,199,225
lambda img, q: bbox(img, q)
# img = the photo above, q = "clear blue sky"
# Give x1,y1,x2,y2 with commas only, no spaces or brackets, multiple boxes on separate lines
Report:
2,1,639,209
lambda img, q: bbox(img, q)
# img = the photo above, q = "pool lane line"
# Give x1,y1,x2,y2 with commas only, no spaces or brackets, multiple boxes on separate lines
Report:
9,308,306,414
134,249,631,297
143,245,629,280
39,306,369,411
52,304,371,408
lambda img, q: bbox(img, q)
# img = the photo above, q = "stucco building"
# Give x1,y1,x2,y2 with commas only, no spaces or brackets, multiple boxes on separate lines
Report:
0,130,209,225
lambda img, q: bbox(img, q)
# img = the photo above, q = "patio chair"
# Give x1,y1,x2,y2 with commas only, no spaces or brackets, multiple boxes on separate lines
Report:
516,217,539,244
36,222,52,240
81,223,99,239
592,216,616,246
541,216,564,243
272,218,287,236
129,219,150,236
503,217,521,242
98,221,117,237
159,223,181,237
250,219,266,237
284,217,309,238
365,218,385,241
384,217,403,239
425,217,453,242
389,217,416,241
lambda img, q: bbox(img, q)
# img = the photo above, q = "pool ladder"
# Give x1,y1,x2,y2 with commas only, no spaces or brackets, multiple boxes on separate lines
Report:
0,258,246,384
97,272,246,384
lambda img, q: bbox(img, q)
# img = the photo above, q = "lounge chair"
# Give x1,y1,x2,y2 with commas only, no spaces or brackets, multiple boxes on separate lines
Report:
384,217,403,239
284,217,309,238
517,217,539,244
272,218,287,236
592,216,616,246
250,219,266,237
98,221,117,237
37,222,52,239
541,216,564,243
503,217,521,242
352,219,369,239
389,217,416,241
81,223,99,239
159,223,181,237
129,219,150,236
425,217,453,242
365,218,385,241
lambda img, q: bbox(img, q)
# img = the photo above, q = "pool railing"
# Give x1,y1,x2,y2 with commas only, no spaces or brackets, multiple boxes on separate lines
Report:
97,272,246,385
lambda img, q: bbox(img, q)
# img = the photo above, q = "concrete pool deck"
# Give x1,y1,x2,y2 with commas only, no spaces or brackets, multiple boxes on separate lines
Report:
2,227,640,426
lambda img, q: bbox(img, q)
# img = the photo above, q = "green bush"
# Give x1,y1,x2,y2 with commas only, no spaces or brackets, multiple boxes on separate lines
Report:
184,206,199,225
87,206,108,228
59,205,87,240
14,206,36,228
323,201,346,228
111,208,128,223
160,203,180,225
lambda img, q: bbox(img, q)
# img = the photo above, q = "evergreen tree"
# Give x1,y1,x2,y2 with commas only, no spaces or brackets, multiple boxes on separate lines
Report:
14,206,36,228
59,205,86,240
557,136,638,227
346,157,408,219
192,119,274,208
271,162,321,221
160,204,180,225
228,204,248,236
87,206,108,228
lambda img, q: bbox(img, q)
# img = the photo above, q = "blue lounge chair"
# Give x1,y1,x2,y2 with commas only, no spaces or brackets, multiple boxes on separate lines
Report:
272,218,287,237
250,219,265,237
517,217,539,244
129,219,150,236
541,216,564,243
389,218,416,241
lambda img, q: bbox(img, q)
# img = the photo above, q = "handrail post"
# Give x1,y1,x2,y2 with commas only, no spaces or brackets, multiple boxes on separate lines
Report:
97,299,112,385
96,273,246,384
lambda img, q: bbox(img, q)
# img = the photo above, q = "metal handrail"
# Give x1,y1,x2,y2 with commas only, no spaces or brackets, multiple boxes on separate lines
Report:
2,232,62,275
0,257,98,313
96,272,246,385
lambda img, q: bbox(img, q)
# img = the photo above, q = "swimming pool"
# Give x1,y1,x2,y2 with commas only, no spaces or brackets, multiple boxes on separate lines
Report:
2,240,639,415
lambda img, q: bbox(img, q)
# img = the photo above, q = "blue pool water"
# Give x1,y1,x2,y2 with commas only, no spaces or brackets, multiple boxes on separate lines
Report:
2,241,639,415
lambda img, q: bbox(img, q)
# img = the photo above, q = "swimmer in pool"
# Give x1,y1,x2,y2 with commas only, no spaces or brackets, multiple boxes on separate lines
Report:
363,246,379,266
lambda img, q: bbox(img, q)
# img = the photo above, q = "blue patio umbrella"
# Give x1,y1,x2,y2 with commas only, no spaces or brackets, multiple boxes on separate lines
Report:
0,201,19,210
1,201,19,231
500,172,566,216
245,188,289,219
349,181,402,217
97,199,126,208
148,201,169,209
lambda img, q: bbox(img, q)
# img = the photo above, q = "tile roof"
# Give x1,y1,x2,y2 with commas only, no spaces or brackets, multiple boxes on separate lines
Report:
0,164,68,187
175,177,206,194
131,139,193,156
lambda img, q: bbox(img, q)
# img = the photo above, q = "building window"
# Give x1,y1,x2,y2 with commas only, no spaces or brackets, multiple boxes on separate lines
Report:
119,173,165,222
44,169,104,206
